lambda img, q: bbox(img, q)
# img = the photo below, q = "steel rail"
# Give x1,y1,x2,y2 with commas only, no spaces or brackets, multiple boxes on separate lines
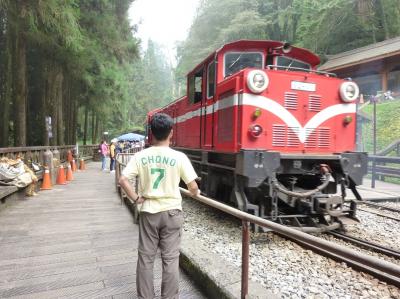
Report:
180,188,400,288
357,207,400,222
362,201,400,214
328,231,400,259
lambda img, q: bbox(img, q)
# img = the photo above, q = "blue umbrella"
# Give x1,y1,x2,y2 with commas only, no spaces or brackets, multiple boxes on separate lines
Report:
117,133,144,142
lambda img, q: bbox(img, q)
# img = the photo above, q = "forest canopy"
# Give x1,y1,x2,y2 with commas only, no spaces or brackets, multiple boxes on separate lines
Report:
175,0,400,95
0,0,173,147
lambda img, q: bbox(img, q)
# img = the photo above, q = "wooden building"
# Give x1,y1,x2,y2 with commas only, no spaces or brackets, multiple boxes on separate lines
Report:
319,36,400,99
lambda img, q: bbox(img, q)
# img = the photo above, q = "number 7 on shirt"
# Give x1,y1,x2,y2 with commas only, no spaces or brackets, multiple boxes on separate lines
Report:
151,168,165,189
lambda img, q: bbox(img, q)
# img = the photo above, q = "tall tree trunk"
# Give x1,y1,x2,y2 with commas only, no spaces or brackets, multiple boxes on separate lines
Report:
41,60,50,146
14,2,27,146
377,0,389,39
0,14,12,147
56,68,64,145
48,65,57,146
94,114,99,144
91,110,96,144
67,80,76,144
72,99,77,144
83,105,88,145
43,62,63,146
63,75,70,144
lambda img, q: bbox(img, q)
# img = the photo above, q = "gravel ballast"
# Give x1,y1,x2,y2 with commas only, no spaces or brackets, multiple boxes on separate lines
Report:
182,198,400,298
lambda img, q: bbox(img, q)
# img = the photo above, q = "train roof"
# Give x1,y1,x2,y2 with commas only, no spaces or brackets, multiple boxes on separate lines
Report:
188,40,321,76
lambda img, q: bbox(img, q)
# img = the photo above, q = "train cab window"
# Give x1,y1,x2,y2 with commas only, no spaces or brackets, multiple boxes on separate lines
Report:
207,62,215,98
276,56,311,71
224,52,263,78
188,68,203,104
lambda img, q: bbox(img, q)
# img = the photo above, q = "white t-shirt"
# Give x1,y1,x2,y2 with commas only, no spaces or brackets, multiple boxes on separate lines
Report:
122,146,197,213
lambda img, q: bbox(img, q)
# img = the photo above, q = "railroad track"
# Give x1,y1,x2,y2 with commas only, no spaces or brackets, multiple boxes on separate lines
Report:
280,231,400,287
362,201,400,214
181,190,400,288
327,231,400,259
356,202,400,222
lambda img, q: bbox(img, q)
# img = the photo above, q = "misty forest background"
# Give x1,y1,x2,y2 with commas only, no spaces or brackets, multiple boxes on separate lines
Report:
0,0,400,149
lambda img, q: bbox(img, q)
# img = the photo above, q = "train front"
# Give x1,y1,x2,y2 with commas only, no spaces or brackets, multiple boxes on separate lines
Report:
228,42,368,231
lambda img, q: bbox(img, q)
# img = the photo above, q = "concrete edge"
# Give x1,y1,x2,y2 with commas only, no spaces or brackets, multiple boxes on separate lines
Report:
179,241,233,299
179,236,277,299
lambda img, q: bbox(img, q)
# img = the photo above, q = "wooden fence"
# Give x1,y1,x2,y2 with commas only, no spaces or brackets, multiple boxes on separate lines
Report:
0,145,97,166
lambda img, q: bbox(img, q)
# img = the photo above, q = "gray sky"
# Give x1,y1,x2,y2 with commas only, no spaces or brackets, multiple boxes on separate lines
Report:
129,0,200,61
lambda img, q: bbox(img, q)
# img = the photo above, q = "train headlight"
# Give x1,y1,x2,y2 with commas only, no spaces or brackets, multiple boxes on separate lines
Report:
340,81,359,102
247,70,269,93
249,124,263,138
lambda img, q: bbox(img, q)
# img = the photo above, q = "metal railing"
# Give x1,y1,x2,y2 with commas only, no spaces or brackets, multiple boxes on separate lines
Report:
180,189,400,296
115,151,400,297
377,139,400,156
369,155,400,188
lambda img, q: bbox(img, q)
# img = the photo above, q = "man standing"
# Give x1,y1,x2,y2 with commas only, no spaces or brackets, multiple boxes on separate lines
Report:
119,113,199,299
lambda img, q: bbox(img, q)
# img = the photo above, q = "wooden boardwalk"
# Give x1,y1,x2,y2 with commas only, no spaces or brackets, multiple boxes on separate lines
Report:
0,162,204,299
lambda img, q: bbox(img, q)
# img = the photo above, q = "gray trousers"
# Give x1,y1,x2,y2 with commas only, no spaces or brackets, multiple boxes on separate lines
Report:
137,210,183,299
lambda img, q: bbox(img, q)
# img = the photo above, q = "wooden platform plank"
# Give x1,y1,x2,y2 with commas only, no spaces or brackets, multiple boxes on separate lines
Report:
0,162,204,299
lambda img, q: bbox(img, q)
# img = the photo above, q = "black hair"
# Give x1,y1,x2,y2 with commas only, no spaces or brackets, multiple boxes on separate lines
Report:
150,113,173,141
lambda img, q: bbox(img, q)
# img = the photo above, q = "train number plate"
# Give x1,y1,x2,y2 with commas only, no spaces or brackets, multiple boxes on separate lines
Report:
291,81,316,92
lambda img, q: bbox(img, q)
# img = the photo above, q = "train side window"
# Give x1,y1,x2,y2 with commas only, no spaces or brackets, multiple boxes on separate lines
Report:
188,68,203,104
207,61,215,99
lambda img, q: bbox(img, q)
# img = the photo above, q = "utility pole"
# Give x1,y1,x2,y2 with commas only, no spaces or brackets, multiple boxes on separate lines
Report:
371,97,377,188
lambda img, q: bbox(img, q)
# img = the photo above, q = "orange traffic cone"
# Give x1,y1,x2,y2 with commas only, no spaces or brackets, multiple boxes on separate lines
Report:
40,167,52,190
56,165,67,185
67,150,73,162
66,164,74,181
71,159,77,172
79,159,86,171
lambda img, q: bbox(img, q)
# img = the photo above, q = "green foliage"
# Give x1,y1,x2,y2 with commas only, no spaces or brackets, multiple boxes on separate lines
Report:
361,100,400,152
128,40,174,127
2,0,400,146
175,0,400,90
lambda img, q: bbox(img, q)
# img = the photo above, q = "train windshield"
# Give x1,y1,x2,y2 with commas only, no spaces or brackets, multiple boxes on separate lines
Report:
224,52,263,77
275,56,311,71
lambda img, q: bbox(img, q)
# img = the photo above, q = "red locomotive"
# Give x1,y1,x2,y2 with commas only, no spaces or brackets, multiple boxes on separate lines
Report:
147,40,367,232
